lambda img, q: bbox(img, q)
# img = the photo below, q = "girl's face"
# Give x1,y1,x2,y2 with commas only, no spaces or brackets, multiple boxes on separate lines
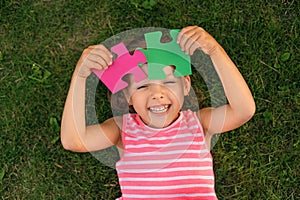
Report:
125,65,191,128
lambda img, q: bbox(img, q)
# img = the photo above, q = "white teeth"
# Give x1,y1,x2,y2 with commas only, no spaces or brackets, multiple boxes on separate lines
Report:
149,105,169,113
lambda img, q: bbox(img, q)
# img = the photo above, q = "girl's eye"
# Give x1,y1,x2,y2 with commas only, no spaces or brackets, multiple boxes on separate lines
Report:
137,85,147,90
164,81,176,85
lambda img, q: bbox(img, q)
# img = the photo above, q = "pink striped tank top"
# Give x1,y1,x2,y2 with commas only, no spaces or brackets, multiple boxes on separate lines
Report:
116,110,217,200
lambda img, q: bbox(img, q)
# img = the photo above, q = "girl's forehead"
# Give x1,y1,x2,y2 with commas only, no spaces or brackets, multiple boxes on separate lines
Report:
139,64,175,77
163,65,176,76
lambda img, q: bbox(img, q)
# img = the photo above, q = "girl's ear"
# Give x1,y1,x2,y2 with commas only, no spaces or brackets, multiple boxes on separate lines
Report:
183,75,191,96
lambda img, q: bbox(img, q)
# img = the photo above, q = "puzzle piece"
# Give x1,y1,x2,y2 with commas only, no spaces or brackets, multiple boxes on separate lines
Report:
92,43,147,94
138,29,191,80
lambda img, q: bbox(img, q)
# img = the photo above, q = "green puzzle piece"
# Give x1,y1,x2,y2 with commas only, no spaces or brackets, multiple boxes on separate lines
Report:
138,29,191,80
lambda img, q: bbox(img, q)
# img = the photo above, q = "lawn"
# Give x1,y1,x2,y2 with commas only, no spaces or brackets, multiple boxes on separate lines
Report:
0,0,299,199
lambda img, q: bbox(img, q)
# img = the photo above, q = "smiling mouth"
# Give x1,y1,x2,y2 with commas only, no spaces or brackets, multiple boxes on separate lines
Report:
149,105,170,113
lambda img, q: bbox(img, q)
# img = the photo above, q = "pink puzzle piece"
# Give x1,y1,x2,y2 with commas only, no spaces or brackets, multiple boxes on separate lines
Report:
92,43,147,94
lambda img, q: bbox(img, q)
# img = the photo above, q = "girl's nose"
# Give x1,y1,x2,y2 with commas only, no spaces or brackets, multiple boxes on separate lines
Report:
150,84,165,100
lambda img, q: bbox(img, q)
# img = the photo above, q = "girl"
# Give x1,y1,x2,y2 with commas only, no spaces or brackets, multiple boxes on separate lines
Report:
61,26,255,199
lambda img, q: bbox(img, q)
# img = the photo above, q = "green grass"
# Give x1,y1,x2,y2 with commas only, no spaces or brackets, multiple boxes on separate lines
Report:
1,0,299,199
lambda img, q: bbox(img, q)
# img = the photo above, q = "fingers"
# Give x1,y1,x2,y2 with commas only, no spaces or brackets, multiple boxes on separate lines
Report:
87,51,111,70
77,44,113,78
95,45,113,64
87,45,113,69
178,26,219,56
177,26,196,43
178,26,204,55
185,33,201,55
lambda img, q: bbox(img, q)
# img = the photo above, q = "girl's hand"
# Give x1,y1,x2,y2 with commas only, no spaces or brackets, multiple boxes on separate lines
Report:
177,26,219,56
76,44,113,78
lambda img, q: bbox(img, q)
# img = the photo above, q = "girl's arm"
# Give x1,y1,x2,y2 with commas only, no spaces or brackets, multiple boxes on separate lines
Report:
178,26,256,135
60,45,121,152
